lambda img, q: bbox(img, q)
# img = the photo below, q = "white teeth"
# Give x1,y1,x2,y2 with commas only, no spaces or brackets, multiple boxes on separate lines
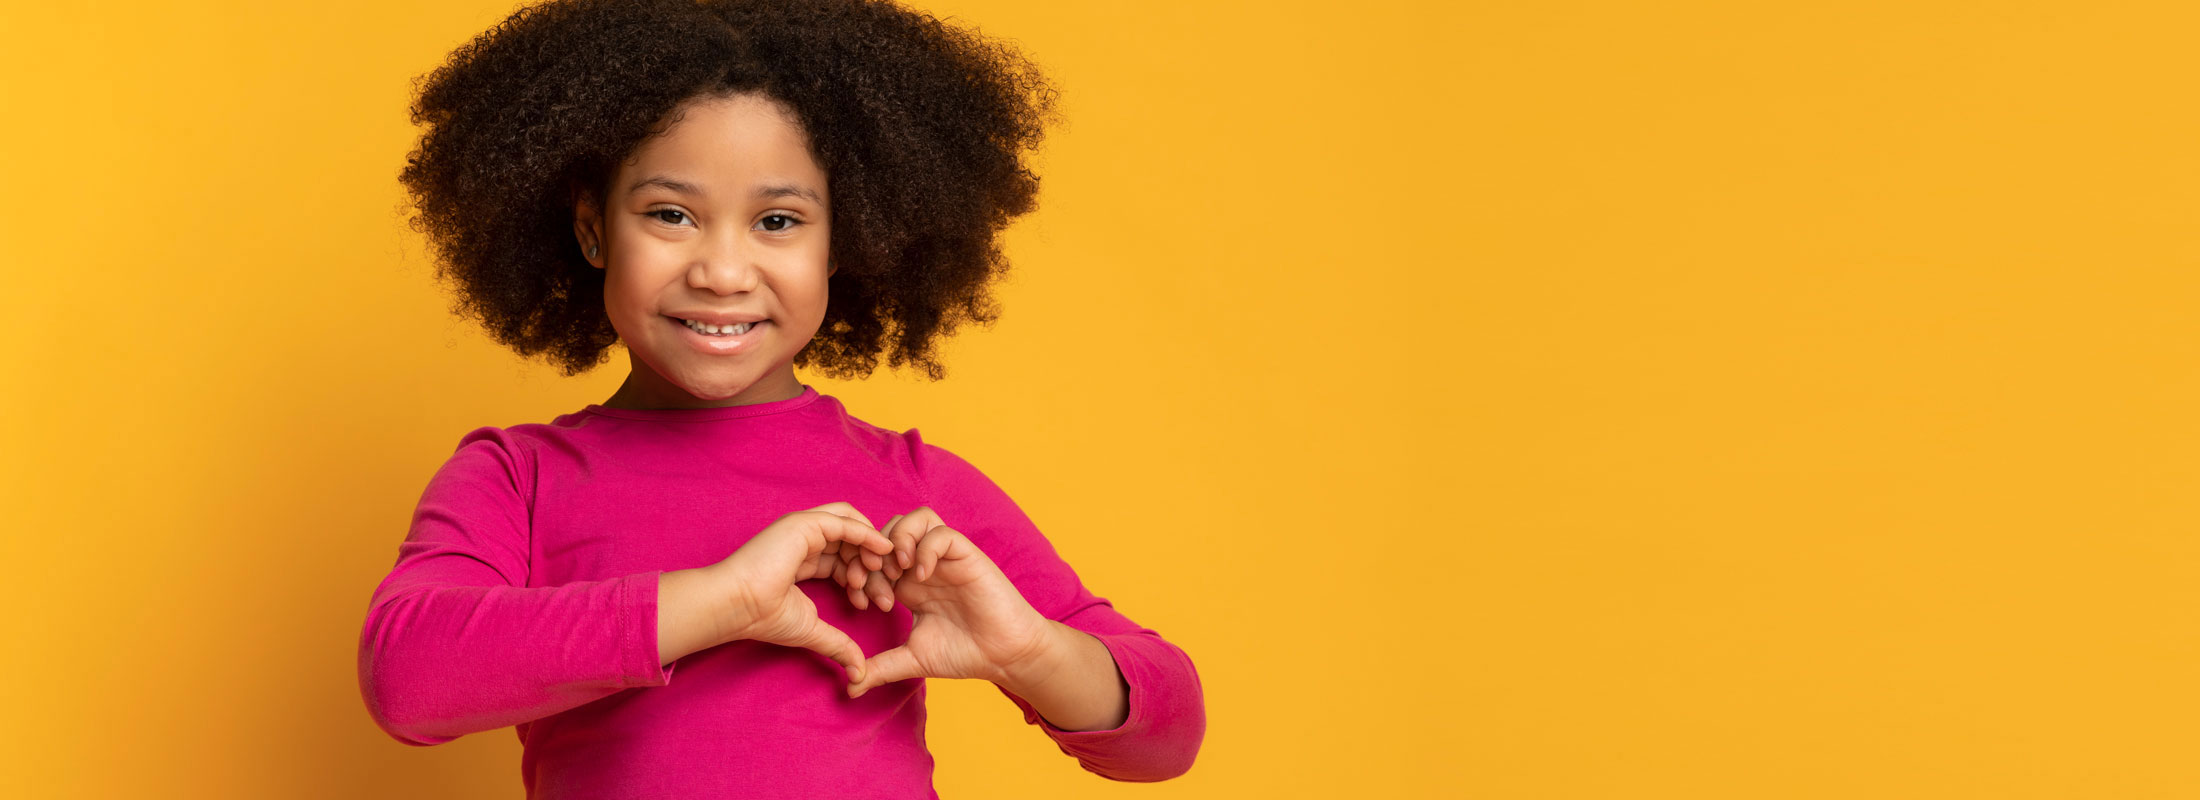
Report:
682,318,755,336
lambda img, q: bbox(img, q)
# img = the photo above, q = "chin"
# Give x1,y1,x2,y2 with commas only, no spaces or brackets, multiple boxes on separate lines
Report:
675,374,757,401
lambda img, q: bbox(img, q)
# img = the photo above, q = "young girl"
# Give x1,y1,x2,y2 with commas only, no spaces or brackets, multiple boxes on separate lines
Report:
354,0,1206,796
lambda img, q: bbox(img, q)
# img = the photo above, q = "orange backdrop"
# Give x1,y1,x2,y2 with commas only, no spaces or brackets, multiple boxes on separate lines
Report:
4,1,2197,797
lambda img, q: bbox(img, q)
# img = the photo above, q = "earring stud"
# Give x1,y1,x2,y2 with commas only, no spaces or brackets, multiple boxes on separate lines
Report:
589,244,599,259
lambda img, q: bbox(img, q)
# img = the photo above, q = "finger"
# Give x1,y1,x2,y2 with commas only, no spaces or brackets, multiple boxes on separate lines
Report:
858,518,902,575
897,508,951,565
847,644,920,699
880,514,904,550
864,569,894,612
883,557,903,582
890,520,920,571
877,514,908,570
801,552,838,582
804,508,893,551
847,572,868,610
803,502,880,552
913,525,957,583
787,511,894,572
788,617,869,686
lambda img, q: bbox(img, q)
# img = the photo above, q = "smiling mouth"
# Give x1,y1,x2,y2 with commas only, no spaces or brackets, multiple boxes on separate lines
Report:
669,315,769,337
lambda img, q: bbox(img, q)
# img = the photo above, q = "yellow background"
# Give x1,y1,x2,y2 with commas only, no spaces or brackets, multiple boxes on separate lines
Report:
3,0,2195,797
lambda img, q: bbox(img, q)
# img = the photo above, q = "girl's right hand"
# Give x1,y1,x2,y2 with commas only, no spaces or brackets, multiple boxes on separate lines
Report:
710,502,897,684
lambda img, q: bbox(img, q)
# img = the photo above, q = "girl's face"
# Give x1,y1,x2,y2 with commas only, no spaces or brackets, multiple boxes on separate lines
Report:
574,91,833,408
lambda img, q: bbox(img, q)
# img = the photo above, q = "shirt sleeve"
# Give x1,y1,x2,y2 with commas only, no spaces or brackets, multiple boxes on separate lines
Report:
904,429,1207,782
356,426,675,747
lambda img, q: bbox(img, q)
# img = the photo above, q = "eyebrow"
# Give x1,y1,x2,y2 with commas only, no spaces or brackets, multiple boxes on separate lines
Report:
627,175,826,206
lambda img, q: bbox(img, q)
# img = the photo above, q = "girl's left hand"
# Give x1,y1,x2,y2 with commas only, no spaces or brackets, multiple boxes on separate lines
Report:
843,507,1057,699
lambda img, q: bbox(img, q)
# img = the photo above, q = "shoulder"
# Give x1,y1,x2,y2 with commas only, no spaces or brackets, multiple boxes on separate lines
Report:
449,407,605,456
429,416,575,500
812,396,992,497
895,428,1027,520
446,418,570,460
854,421,995,502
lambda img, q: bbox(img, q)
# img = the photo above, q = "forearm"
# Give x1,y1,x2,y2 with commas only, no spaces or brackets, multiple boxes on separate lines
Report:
998,620,1129,732
359,572,670,745
657,566,738,666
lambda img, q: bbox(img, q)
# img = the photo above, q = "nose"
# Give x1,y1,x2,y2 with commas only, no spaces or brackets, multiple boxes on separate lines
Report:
688,227,763,295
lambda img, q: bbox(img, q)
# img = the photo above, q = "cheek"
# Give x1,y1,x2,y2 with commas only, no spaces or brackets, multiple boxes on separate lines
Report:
600,280,639,319
791,285,832,326
598,274,659,339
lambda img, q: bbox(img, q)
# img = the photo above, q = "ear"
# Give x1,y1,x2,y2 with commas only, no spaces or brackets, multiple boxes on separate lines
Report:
572,192,606,270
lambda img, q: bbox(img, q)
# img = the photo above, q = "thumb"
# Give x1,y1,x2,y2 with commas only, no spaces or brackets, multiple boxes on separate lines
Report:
786,618,869,686
846,645,922,699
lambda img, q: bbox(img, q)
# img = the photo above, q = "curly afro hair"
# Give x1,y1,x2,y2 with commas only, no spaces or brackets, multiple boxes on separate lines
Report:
397,0,1061,379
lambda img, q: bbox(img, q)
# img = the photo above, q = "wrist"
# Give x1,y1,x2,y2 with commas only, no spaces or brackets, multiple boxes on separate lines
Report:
996,620,1084,695
690,563,756,645
992,620,1131,733
657,566,747,665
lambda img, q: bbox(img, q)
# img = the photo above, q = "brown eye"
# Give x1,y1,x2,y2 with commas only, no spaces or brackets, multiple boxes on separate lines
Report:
646,209,690,226
757,214,801,232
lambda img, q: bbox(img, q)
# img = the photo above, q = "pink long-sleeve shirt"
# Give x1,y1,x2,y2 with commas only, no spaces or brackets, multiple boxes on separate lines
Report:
357,384,1204,798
